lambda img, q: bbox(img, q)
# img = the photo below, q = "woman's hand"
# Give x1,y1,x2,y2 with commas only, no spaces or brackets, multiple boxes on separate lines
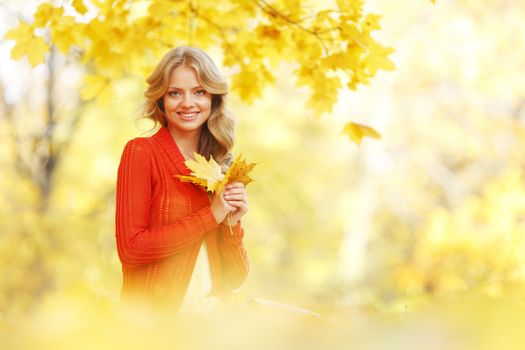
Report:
221,182,249,226
209,188,237,224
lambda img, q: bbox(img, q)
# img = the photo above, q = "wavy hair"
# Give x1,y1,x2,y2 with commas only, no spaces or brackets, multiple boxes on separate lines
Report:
142,46,236,172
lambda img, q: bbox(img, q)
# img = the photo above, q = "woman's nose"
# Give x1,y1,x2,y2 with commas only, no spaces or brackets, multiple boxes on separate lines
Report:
181,93,195,106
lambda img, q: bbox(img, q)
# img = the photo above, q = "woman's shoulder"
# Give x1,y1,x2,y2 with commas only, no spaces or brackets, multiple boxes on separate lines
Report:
121,136,156,159
124,131,159,147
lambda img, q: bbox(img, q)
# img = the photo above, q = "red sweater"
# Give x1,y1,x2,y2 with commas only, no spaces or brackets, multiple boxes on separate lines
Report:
115,125,249,312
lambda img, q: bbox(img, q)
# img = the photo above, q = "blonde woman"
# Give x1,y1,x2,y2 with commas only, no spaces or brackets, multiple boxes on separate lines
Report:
115,46,249,315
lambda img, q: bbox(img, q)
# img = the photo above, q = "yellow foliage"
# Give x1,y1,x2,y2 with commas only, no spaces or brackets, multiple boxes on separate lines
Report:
306,73,342,116
390,169,525,299
361,13,382,32
176,153,257,194
177,153,225,193
51,17,84,54
394,264,426,294
364,44,396,75
4,22,48,67
72,0,88,15
3,0,396,143
341,121,381,144
217,153,258,194
33,2,63,27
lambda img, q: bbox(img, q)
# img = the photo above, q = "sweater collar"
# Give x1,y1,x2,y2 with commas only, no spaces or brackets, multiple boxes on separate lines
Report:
151,125,192,176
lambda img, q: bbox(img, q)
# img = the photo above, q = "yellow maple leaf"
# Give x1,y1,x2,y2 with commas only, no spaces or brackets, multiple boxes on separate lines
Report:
4,22,49,67
176,153,225,193
215,153,258,194
175,153,257,194
342,122,381,144
361,14,382,32
51,16,82,54
176,175,208,188
72,0,88,15
33,3,63,27
364,45,396,75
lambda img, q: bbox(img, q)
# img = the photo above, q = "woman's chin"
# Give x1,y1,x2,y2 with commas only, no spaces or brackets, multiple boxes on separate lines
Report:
168,118,208,131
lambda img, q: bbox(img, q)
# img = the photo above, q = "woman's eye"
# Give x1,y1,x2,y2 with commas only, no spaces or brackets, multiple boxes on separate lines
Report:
195,90,206,96
169,91,179,96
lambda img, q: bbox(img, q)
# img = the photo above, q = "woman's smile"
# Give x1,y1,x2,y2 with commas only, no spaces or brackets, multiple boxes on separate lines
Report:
177,111,200,120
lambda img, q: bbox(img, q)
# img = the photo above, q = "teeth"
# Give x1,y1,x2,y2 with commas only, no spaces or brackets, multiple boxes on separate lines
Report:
179,112,198,118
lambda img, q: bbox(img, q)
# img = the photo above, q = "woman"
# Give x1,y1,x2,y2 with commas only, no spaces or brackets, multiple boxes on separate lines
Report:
115,46,249,315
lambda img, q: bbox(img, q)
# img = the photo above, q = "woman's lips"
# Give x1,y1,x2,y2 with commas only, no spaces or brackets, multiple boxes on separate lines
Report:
177,112,199,119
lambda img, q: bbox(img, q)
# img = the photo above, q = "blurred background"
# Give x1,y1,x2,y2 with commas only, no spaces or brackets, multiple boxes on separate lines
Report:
1,0,525,348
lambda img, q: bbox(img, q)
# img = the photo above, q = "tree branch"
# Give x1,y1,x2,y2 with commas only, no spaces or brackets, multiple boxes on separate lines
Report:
254,0,330,55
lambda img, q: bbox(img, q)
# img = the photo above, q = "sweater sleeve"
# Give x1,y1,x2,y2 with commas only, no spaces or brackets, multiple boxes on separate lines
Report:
217,220,250,289
115,139,218,268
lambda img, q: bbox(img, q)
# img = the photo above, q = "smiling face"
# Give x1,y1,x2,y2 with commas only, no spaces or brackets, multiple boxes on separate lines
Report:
162,64,213,138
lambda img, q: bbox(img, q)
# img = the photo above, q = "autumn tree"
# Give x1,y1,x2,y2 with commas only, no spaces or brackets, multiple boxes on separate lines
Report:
5,0,396,137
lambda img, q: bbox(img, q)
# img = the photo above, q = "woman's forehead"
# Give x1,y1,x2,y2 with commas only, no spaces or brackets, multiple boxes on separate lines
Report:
168,65,202,88
169,65,197,79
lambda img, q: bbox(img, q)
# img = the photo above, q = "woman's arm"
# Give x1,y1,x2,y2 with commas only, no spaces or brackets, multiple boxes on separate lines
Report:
115,138,218,268
218,220,250,289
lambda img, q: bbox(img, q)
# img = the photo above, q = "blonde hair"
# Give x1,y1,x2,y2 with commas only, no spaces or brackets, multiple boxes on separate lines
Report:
143,46,236,171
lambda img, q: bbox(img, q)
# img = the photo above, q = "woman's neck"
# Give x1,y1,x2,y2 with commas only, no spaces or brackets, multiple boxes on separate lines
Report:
166,126,201,158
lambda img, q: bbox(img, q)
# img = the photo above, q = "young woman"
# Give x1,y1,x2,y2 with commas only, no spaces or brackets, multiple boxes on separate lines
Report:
115,46,249,315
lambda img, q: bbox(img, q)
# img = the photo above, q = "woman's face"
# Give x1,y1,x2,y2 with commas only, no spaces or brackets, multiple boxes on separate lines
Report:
162,64,212,136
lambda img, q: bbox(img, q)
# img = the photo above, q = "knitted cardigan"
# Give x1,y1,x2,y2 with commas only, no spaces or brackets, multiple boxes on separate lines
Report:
115,125,249,312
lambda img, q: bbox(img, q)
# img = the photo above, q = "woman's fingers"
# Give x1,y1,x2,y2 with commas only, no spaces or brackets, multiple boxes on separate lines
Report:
224,193,246,201
226,182,244,189
226,199,246,206
224,183,244,194
225,195,248,209
222,182,248,210
223,187,247,200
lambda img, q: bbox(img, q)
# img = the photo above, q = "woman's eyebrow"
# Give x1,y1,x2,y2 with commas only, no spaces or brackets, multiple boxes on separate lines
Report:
168,85,203,90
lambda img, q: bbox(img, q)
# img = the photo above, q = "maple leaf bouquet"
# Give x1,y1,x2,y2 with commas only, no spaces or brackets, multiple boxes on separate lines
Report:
175,153,257,235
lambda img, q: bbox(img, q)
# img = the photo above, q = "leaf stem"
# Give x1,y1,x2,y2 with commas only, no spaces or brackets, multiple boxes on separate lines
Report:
227,212,234,236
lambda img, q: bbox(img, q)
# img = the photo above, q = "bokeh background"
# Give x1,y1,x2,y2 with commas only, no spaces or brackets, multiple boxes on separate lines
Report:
1,0,525,349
